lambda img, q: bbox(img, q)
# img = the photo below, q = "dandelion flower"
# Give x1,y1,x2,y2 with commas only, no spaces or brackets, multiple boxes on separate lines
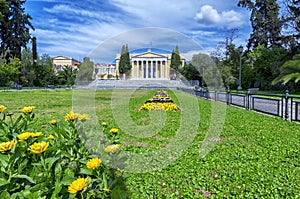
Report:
18,132,33,141
0,105,7,113
28,141,49,154
64,111,80,121
68,178,88,194
109,128,119,134
21,106,35,113
31,132,43,137
0,140,17,152
48,135,55,139
50,120,57,125
86,158,102,169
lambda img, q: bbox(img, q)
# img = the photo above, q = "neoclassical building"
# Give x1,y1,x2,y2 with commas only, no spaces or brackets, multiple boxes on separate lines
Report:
115,48,185,80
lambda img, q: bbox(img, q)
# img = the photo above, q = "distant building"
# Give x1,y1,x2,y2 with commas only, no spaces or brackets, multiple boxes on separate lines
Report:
115,48,185,80
95,63,117,79
52,56,81,73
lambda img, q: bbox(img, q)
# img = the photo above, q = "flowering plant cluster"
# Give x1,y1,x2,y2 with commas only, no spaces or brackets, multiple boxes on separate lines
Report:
138,90,180,111
0,106,128,198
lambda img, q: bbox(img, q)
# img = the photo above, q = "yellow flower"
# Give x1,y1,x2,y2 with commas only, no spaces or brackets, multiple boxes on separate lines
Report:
104,144,121,154
64,111,79,121
0,140,17,152
109,128,119,134
68,178,88,194
48,135,54,139
0,105,7,113
17,132,33,141
21,106,35,113
17,132,42,141
86,158,102,169
31,132,43,137
78,113,90,122
50,120,57,125
28,141,49,154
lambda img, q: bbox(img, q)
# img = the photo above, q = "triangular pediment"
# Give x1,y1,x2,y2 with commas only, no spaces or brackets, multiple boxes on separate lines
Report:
131,51,168,59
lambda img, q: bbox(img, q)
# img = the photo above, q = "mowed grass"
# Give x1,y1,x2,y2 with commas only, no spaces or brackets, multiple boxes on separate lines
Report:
1,89,300,198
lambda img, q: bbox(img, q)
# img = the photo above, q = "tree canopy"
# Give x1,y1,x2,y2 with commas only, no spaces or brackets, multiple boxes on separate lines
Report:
118,44,131,78
0,0,34,60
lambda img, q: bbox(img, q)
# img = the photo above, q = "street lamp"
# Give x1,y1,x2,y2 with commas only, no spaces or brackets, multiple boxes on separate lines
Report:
237,45,243,92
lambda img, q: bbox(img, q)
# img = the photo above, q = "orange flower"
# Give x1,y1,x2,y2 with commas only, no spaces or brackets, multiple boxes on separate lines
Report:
68,178,88,194
86,158,102,169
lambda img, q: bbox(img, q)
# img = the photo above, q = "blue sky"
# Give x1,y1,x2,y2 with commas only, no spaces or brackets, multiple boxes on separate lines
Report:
25,0,251,63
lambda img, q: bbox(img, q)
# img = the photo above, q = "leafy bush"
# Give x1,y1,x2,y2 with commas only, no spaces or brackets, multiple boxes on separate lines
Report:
0,105,129,198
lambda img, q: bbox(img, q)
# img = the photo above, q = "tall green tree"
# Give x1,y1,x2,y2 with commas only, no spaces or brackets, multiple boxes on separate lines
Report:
19,48,35,86
0,57,21,86
190,53,222,88
0,0,34,60
33,53,56,86
248,44,288,89
238,0,282,49
170,45,181,71
0,0,8,23
272,54,300,85
118,44,131,79
181,62,202,82
281,0,300,52
56,66,77,86
77,57,94,81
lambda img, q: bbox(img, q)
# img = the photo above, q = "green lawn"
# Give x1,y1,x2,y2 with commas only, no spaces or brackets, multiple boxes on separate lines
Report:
1,89,299,198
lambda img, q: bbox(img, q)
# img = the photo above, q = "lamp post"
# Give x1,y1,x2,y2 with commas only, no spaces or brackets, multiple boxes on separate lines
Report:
237,45,243,92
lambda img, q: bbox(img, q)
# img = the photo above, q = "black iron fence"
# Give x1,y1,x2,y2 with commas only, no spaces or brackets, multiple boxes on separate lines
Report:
179,88,300,122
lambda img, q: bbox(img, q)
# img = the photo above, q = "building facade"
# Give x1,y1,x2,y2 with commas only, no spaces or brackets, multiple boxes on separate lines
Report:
95,63,117,79
52,56,80,73
115,49,185,80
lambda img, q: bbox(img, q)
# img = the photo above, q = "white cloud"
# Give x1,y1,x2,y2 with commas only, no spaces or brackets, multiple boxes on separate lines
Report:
195,5,243,28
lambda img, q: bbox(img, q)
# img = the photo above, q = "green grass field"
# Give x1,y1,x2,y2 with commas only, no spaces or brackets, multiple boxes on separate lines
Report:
1,89,300,198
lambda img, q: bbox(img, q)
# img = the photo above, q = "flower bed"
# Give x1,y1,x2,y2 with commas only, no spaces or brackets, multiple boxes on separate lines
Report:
138,90,180,111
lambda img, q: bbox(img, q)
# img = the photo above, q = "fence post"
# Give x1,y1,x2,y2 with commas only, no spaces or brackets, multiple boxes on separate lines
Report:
246,90,250,110
226,89,230,105
215,90,217,101
285,90,289,120
205,88,209,99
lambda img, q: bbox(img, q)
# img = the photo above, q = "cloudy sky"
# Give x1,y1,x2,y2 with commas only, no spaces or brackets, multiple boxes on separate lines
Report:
25,0,251,63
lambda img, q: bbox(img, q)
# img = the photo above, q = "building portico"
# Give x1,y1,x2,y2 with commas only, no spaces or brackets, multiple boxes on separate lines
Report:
115,48,185,80
131,58,168,79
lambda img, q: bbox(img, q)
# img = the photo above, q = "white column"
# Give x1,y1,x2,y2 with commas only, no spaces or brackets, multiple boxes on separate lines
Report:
155,61,157,79
141,61,144,79
158,60,161,79
146,60,148,79
165,60,167,79
150,61,152,78
135,61,138,79
131,60,134,79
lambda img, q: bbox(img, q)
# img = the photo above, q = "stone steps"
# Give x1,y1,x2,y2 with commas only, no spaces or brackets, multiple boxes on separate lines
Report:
80,79,192,90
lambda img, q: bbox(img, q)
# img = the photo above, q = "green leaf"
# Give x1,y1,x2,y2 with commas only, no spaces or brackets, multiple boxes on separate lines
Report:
12,174,35,184
79,167,93,175
0,178,9,187
45,157,59,169
60,175,74,185
0,154,9,168
50,182,62,199
0,190,10,199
